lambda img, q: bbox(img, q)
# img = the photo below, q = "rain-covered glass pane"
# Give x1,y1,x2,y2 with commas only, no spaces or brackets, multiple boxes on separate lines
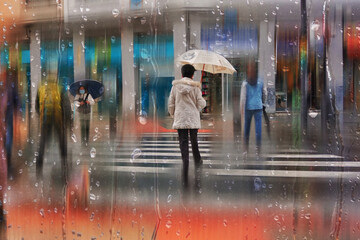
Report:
1,0,360,239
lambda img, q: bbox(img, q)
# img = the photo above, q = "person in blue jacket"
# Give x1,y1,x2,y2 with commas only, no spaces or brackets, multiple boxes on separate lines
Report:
240,60,267,154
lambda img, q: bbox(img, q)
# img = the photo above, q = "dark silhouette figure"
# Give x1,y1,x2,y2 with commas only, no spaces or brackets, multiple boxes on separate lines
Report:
35,80,72,181
0,69,19,238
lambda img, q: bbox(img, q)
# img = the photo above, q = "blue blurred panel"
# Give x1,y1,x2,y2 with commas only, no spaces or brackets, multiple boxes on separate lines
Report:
22,50,30,64
134,34,174,116
130,0,142,9
201,10,258,57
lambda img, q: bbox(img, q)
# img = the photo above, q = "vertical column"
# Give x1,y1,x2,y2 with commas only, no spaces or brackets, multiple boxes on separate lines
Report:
121,25,136,123
330,4,343,112
259,21,276,113
73,24,86,81
189,15,202,82
30,26,41,116
173,14,187,80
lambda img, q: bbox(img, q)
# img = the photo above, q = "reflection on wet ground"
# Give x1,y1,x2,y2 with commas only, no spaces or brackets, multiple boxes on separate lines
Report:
2,128,359,239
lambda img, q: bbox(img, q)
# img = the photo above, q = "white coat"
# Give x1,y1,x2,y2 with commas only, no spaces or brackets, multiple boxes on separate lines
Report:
168,77,206,129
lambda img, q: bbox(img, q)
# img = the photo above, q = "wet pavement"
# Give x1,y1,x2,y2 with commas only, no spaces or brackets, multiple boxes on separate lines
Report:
3,111,360,239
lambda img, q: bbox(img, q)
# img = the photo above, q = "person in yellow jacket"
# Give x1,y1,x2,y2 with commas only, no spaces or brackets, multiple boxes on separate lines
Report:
35,79,72,180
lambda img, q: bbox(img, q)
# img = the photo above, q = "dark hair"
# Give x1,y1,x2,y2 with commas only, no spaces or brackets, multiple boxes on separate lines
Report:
246,60,258,86
181,64,195,78
78,86,87,94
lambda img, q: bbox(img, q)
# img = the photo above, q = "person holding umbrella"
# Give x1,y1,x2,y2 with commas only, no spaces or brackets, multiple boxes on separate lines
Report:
168,64,206,189
240,60,267,156
69,79,103,145
74,86,95,145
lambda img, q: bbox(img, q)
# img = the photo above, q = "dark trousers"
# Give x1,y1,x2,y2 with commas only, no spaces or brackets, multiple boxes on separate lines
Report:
244,109,262,150
37,120,67,180
177,129,202,187
81,118,90,144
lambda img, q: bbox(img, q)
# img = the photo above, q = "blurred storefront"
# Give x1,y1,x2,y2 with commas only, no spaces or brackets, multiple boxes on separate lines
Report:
1,0,357,127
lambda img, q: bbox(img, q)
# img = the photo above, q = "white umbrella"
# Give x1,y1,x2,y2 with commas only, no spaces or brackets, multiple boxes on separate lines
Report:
176,49,236,74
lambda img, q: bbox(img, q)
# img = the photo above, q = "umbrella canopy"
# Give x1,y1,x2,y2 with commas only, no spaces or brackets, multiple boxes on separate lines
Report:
69,80,104,99
176,50,236,74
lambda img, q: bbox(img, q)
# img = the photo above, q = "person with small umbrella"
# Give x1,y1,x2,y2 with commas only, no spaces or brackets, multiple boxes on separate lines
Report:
240,60,267,156
69,79,103,145
168,64,206,189
74,86,95,145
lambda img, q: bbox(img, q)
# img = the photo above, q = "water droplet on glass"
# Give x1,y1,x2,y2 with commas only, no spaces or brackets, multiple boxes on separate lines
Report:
311,20,320,31
112,9,120,18
308,111,318,118
274,215,279,221
167,194,172,203
223,219,228,226
140,17,146,24
71,133,77,142
90,193,96,201
138,116,147,125
89,212,95,221
39,208,45,217
254,177,262,191
254,208,260,216
18,150,23,157
165,220,172,229
90,147,96,158
92,134,99,142
180,15,185,21
76,159,80,165
96,181,100,187
131,148,142,160
111,36,116,43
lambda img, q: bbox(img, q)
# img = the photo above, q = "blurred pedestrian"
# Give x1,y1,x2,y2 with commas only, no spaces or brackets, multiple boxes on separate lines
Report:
74,86,95,145
168,64,206,189
0,70,19,177
0,68,19,239
35,78,72,180
240,60,267,155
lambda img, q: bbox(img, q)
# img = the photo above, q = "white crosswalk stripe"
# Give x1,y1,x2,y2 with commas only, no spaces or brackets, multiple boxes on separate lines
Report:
94,132,358,179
